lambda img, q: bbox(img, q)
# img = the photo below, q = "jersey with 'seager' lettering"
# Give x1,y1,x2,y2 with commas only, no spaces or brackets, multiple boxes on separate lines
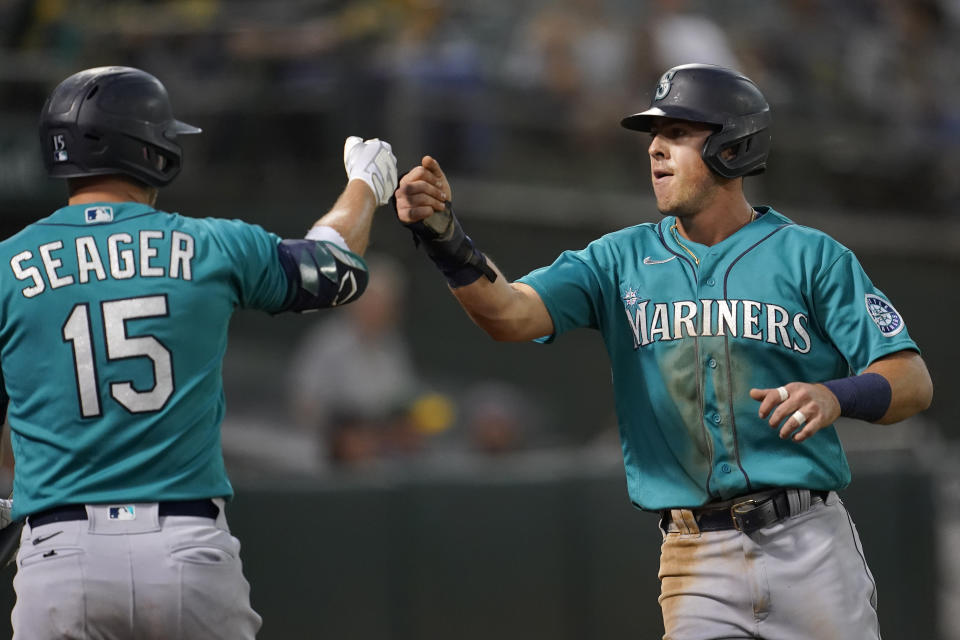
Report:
517,207,919,511
0,203,293,520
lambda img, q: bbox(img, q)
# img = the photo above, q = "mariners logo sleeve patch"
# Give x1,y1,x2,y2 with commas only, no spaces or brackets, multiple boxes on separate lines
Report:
865,294,904,337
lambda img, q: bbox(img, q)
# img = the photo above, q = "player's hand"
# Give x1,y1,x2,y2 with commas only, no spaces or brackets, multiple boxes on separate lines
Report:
0,499,11,529
343,136,398,207
394,155,450,224
750,382,841,443
0,498,22,567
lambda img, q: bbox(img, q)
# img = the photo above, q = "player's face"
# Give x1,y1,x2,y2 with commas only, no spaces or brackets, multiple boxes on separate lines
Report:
647,118,720,217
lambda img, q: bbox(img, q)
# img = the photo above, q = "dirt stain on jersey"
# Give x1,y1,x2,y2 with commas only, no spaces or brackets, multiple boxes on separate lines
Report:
660,338,713,476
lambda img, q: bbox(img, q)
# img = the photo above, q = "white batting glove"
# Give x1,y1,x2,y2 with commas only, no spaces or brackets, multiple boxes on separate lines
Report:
343,136,398,207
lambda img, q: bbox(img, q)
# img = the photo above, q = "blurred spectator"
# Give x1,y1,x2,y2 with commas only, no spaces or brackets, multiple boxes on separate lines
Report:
372,0,491,172
565,0,648,151
647,0,741,70
502,0,642,99
734,0,847,119
500,0,646,165
285,252,548,467
833,0,960,207
502,3,582,99
3,0,84,63
287,253,451,467
416,378,555,469
459,381,544,456
2,0,959,215
0,0,32,50
843,0,956,133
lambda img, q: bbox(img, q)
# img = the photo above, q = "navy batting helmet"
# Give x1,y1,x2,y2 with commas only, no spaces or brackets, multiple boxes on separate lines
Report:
39,66,201,187
621,63,771,178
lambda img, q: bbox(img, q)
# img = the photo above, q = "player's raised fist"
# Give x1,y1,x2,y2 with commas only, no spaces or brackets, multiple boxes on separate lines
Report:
343,136,398,207
395,155,450,225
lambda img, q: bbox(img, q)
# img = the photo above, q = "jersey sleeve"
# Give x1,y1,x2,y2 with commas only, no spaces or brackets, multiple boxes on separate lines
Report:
516,247,604,342
813,249,919,374
200,218,292,313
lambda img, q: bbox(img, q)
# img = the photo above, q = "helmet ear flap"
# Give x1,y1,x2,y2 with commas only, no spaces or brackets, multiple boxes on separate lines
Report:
701,111,772,179
703,133,770,179
142,144,171,172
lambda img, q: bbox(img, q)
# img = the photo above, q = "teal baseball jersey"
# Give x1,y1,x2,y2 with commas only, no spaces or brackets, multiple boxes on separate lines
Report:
0,202,293,520
517,207,918,510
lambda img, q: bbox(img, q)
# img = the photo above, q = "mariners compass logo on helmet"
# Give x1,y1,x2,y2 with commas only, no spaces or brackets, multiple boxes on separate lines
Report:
865,294,904,337
654,70,676,101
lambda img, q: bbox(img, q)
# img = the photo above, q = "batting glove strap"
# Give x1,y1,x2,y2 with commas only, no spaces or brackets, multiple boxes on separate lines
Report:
402,201,496,288
343,136,398,207
822,372,891,422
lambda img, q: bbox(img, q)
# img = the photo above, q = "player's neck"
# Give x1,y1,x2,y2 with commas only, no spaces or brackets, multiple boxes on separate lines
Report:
68,176,158,207
673,196,755,246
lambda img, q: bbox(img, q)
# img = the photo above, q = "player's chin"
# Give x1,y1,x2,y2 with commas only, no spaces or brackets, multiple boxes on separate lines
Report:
657,193,702,219
653,186,679,213
654,197,682,218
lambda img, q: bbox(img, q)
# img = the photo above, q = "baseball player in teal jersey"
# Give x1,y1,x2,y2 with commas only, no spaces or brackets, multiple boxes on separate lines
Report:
394,64,933,639
0,66,398,639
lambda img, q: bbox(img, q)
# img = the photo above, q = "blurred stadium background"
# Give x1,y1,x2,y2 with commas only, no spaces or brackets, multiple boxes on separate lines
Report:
1,0,958,638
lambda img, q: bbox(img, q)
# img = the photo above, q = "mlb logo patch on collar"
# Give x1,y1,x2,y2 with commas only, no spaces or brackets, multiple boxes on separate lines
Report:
84,206,114,224
108,505,136,520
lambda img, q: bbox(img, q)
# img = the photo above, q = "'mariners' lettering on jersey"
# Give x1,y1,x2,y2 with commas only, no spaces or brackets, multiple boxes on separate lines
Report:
9,230,196,299
624,299,811,353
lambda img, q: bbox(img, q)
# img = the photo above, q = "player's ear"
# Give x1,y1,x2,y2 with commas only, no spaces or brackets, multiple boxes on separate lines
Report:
719,144,739,161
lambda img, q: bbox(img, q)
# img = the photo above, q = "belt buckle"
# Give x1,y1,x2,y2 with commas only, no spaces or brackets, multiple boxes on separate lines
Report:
730,498,759,532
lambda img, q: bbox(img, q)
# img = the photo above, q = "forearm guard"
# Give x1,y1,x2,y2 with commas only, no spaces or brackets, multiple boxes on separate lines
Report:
401,201,496,288
277,239,369,311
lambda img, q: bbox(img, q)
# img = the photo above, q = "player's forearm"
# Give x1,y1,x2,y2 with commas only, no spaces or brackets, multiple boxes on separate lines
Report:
313,136,397,255
862,350,933,424
311,180,378,255
449,262,549,342
394,155,552,341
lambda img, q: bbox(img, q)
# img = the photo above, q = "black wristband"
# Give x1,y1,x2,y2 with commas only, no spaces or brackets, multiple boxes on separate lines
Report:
400,201,496,288
822,373,892,422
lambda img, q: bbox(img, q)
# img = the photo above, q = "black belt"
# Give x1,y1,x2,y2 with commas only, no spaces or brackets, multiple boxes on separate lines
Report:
28,499,219,528
662,489,830,535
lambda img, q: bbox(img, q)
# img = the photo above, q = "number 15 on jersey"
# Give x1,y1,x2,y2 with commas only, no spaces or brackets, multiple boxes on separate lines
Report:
62,295,174,417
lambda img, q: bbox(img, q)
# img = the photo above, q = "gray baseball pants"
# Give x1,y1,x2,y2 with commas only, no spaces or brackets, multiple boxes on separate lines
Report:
12,500,261,639
658,491,880,639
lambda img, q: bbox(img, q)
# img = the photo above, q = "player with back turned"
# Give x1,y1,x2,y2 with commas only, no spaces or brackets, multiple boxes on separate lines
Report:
0,66,398,639
394,63,933,638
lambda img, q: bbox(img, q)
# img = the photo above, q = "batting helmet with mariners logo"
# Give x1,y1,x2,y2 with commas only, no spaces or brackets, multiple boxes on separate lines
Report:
621,63,771,178
39,66,201,187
